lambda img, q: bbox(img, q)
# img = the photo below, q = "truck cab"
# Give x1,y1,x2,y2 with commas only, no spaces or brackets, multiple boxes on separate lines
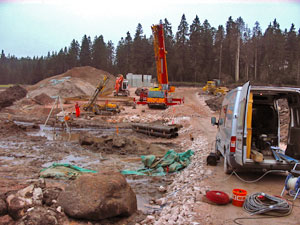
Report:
212,82,300,173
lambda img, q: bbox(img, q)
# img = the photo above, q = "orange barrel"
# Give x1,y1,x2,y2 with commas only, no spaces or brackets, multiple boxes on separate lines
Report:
232,189,247,207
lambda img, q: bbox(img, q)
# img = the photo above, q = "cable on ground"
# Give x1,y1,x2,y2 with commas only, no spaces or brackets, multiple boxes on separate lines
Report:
233,192,293,225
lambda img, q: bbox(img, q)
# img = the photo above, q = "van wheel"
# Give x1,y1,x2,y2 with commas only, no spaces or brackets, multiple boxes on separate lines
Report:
224,155,233,174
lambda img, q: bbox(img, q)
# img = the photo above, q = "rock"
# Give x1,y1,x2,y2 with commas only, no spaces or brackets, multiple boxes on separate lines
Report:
6,185,43,220
57,172,137,220
15,206,68,225
0,215,14,225
0,198,7,216
112,136,126,148
42,187,63,206
79,134,94,145
158,186,166,193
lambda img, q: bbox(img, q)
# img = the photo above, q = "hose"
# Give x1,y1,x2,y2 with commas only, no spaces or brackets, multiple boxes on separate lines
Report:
233,192,293,225
243,192,292,216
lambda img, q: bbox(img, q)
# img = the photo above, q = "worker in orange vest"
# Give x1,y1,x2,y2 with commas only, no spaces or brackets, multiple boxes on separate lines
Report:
75,102,80,117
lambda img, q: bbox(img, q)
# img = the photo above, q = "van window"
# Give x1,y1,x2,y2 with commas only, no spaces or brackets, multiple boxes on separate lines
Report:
219,105,227,126
225,105,234,129
237,99,246,130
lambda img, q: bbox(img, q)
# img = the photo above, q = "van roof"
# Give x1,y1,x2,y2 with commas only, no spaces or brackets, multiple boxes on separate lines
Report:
251,86,300,94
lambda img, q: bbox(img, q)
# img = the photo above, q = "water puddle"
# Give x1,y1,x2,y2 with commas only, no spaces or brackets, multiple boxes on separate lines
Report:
27,124,129,141
42,154,100,168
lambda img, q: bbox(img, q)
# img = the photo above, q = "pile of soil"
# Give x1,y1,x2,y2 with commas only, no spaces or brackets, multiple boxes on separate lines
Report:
33,93,54,105
205,96,224,111
0,120,26,137
79,133,167,156
0,85,27,110
27,66,116,99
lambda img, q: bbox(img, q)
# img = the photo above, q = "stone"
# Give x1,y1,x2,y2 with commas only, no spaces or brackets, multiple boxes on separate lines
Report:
42,187,62,206
0,215,14,225
57,172,137,220
6,185,43,220
158,186,166,193
15,206,68,225
112,136,126,148
0,198,7,216
79,134,94,145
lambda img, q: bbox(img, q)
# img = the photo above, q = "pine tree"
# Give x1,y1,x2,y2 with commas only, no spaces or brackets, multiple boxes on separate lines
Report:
79,35,92,66
132,23,145,73
92,35,107,70
215,25,225,80
67,39,80,68
252,21,262,80
163,18,175,81
174,14,189,81
189,15,203,82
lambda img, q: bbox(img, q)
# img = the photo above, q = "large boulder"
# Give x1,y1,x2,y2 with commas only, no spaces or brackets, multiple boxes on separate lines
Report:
57,172,137,220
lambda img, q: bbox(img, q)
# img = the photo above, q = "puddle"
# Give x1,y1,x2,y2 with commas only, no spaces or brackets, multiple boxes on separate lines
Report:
42,154,100,168
0,156,14,161
127,177,166,213
27,125,130,141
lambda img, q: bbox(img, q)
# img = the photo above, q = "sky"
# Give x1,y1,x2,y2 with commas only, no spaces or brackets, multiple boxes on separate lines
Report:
0,0,300,58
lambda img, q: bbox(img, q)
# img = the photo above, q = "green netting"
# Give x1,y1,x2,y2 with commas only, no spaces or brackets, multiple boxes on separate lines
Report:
40,163,97,180
121,149,194,176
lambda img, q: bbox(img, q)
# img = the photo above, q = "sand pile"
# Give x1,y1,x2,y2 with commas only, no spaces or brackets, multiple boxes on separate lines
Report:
27,66,116,99
0,85,27,110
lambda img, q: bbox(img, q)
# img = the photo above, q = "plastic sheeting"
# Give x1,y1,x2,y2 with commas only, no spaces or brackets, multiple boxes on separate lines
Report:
121,149,194,176
40,163,97,179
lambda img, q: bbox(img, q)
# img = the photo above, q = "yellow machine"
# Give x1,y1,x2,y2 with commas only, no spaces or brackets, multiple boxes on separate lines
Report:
202,79,228,96
83,76,120,114
136,24,183,109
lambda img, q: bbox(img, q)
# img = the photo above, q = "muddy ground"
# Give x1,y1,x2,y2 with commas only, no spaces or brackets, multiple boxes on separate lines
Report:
0,87,299,225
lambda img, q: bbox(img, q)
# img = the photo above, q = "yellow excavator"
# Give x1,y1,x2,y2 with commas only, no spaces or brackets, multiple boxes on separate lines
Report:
83,75,120,114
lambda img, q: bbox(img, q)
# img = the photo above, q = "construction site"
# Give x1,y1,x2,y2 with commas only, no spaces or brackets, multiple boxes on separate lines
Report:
1,24,300,225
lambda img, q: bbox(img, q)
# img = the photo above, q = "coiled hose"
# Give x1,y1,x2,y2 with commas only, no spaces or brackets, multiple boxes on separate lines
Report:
243,192,292,216
234,192,293,224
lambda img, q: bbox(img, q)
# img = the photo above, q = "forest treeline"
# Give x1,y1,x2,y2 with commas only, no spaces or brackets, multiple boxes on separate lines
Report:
0,15,299,85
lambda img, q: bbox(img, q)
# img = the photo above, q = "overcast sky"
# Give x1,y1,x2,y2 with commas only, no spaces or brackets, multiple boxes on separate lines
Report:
0,0,300,58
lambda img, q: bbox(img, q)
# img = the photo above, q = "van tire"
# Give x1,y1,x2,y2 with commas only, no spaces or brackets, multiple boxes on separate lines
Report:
224,155,233,174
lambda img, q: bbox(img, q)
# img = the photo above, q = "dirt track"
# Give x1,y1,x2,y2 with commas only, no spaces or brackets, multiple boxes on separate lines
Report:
0,87,299,224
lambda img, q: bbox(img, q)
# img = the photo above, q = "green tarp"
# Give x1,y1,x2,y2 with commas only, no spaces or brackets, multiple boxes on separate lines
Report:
121,149,194,176
40,163,97,180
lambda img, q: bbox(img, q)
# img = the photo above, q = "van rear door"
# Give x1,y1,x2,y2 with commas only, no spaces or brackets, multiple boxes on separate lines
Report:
235,81,250,165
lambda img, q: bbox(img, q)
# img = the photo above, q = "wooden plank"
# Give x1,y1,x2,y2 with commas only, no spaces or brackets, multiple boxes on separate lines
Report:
251,150,264,162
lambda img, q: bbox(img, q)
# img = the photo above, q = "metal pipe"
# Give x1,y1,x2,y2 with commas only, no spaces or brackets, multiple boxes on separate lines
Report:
134,129,174,138
132,123,178,134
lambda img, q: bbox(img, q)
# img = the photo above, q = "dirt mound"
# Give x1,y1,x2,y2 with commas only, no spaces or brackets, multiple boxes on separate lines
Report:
79,133,167,156
205,96,224,111
0,121,26,137
33,93,54,105
27,66,116,99
0,85,27,110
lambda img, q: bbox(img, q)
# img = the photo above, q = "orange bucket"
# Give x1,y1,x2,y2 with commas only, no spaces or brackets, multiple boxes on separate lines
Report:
232,189,247,207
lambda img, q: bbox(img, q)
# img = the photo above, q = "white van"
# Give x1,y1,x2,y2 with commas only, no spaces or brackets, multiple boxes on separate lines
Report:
211,82,300,173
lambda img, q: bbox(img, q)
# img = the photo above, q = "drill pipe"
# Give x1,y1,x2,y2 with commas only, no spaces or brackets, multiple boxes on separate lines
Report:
132,123,178,134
